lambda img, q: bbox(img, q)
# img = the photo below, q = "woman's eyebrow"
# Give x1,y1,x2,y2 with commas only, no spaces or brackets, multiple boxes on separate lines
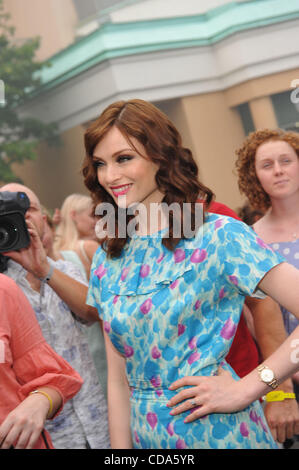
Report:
92,148,134,160
92,155,104,161
259,153,290,162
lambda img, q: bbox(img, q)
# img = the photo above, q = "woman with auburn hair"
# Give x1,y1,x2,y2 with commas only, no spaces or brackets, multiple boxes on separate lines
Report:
83,100,299,449
236,128,299,445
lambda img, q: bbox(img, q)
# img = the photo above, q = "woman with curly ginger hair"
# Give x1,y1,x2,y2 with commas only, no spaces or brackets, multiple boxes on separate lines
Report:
83,100,299,449
236,128,299,445
236,129,299,213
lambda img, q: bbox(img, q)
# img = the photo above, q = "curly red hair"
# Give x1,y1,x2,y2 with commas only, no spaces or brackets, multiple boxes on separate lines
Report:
82,99,214,258
235,128,299,212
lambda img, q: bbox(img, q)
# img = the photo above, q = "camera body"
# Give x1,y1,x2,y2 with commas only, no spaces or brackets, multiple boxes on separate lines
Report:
0,191,30,253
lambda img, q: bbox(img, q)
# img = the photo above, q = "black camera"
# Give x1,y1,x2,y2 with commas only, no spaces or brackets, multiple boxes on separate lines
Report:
0,191,30,253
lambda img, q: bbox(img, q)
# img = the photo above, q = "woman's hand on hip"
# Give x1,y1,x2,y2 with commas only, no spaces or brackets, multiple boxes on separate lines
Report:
167,367,247,423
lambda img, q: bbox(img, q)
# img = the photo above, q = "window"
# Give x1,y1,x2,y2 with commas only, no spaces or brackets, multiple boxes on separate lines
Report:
236,102,255,136
73,0,124,22
271,90,299,131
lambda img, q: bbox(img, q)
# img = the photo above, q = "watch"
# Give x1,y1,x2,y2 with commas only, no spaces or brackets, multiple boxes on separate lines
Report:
257,365,278,389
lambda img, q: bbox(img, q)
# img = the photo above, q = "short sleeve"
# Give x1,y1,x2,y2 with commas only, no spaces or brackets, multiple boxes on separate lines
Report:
215,218,285,297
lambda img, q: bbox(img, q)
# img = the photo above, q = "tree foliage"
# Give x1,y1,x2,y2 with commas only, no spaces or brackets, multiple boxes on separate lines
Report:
0,0,60,182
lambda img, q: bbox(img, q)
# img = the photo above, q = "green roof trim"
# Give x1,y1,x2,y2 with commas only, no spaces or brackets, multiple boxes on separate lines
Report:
35,0,299,94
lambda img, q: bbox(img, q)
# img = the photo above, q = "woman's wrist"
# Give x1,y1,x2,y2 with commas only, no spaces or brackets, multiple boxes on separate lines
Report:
29,390,53,418
27,391,51,419
236,370,267,408
28,387,62,419
36,264,54,283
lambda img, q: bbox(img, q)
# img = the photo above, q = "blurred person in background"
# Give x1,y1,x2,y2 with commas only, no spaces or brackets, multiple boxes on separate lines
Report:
53,193,107,397
0,183,110,449
237,200,264,226
53,194,98,279
236,128,299,447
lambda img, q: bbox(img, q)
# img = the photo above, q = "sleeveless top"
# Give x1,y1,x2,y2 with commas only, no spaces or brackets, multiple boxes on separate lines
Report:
60,249,87,281
269,238,299,336
269,237,299,400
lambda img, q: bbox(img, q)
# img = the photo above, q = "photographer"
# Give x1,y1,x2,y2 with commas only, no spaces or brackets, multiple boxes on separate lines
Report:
0,183,110,449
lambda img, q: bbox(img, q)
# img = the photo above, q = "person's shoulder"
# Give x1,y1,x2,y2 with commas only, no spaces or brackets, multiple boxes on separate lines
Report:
207,200,241,221
203,212,252,242
90,241,106,258
251,215,267,237
0,273,20,294
184,212,235,248
204,211,239,227
81,240,99,258
0,274,32,317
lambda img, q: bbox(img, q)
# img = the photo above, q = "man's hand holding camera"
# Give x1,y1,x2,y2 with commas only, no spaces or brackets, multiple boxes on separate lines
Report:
0,190,50,280
0,188,98,323
3,216,50,281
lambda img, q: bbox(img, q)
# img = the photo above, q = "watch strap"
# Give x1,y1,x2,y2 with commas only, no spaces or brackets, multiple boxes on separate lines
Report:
268,378,279,390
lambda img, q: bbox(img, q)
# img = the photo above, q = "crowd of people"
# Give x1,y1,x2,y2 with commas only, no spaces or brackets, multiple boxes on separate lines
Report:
1,98,299,449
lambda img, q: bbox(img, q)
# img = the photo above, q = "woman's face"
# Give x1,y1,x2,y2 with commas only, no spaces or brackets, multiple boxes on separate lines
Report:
92,125,164,210
255,140,299,201
72,206,97,239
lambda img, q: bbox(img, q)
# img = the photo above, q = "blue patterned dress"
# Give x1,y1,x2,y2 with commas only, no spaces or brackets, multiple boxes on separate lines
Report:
87,214,283,449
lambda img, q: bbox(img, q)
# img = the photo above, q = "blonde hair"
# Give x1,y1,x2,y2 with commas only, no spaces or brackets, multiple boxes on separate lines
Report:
53,193,94,251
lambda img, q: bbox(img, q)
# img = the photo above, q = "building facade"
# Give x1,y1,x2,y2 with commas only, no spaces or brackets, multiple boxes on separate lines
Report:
3,0,299,212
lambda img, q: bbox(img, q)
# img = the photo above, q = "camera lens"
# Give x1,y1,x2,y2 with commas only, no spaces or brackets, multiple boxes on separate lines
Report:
0,227,9,245
0,217,19,250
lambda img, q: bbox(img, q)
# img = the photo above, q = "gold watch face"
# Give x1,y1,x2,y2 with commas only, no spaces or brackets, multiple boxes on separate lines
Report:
260,368,274,383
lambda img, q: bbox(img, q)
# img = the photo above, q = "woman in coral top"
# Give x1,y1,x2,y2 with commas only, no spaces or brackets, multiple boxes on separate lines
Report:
0,274,83,449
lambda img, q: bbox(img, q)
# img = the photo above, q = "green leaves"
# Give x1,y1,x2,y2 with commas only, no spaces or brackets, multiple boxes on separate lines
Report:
0,0,60,182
